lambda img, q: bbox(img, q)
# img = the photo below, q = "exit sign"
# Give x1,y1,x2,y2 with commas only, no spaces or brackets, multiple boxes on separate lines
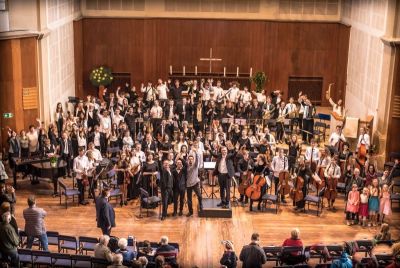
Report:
3,113,13,119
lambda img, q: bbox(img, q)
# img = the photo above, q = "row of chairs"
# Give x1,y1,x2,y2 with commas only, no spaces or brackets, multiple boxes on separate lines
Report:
17,249,108,268
263,239,378,266
19,230,99,255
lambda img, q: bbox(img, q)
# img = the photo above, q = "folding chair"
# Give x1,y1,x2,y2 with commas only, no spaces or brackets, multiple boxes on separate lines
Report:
280,246,307,266
304,188,324,216
51,253,72,267
17,248,33,267
71,254,92,268
263,246,283,266
355,240,374,257
32,250,52,267
79,236,99,255
58,235,79,254
262,179,280,214
59,179,80,209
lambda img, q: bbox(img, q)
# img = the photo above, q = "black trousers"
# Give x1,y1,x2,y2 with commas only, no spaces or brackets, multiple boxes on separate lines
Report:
100,226,111,236
218,174,231,204
60,153,72,176
276,122,284,141
77,179,86,203
173,189,186,213
88,176,96,199
161,188,173,217
274,176,285,200
187,183,202,213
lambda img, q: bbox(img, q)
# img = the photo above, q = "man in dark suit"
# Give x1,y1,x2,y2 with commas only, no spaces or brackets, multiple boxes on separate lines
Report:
124,106,136,138
86,104,99,129
87,125,106,153
212,146,236,208
172,159,186,216
95,189,116,235
154,120,174,140
239,233,267,268
168,79,184,101
164,99,177,120
176,98,192,122
160,160,174,220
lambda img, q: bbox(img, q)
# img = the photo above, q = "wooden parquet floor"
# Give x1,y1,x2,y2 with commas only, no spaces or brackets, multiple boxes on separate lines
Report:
10,177,400,268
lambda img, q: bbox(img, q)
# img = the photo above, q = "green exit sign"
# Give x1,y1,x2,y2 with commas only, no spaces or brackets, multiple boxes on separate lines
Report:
3,113,13,119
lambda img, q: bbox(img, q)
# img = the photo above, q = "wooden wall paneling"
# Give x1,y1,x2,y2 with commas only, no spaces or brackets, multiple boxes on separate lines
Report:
74,19,84,98
76,19,350,106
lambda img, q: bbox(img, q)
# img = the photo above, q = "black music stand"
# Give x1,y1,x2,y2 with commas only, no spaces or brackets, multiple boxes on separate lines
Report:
204,162,218,199
199,168,209,198
231,175,239,207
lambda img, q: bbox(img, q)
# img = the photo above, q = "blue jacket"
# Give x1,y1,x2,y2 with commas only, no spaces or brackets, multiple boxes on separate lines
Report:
331,253,353,268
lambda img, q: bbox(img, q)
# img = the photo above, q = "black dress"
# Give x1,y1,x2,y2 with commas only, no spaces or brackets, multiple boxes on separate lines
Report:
117,160,129,185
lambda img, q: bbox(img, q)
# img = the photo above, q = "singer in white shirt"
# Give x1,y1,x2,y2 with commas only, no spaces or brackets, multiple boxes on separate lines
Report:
271,149,289,201
305,140,320,163
73,148,90,205
356,127,370,151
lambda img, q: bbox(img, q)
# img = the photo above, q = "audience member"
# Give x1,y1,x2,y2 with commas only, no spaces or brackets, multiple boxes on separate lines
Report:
0,183,16,215
95,189,116,235
131,260,143,268
116,237,136,263
94,235,113,262
23,195,49,251
239,233,267,268
220,240,238,268
282,228,303,248
107,253,127,268
0,212,19,267
0,202,18,234
387,242,400,268
155,236,177,267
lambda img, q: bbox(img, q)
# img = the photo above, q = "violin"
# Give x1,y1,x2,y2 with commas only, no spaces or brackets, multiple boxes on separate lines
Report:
238,171,252,195
289,176,304,203
278,171,291,196
245,174,266,200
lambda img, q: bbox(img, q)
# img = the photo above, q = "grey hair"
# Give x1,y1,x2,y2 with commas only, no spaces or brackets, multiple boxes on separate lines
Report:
118,238,128,249
1,212,11,223
160,235,169,245
99,235,110,245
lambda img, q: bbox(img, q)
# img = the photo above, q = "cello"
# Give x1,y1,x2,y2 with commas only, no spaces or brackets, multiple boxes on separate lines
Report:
290,175,305,203
278,171,291,196
245,174,266,201
238,171,252,195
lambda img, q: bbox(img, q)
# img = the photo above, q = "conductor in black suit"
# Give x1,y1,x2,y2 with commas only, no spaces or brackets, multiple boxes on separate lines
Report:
160,159,174,220
95,189,116,235
212,146,236,208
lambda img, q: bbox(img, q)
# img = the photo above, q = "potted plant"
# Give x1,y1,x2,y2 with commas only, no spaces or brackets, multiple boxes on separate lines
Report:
250,71,267,93
49,156,58,168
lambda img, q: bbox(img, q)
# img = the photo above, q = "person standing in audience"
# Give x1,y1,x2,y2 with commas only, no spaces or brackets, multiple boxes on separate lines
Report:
26,119,42,156
0,212,19,267
95,189,116,235
23,195,49,251
239,233,267,268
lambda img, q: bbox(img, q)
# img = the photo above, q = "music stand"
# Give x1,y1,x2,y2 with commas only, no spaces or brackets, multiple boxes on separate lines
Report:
231,175,239,207
235,119,247,126
203,162,218,199
199,168,209,198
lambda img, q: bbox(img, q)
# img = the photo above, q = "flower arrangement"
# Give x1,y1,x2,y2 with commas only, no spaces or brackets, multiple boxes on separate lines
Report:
183,80,194,91
49,156,57,167
89,66,114,87
250,71,267,93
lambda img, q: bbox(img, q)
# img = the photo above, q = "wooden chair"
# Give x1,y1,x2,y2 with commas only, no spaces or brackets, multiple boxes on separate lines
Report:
58,179,80,209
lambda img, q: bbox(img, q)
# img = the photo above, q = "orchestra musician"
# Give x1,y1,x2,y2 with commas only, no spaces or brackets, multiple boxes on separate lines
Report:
324,156,341,210
271,148,289,203
73,147,90,205
172,159,186,216
237,150,254,205
160,159,174,220
275,101,287,143
328,125,346,155
249,154,269,212
185,152,203,217
305,139,320,165
292,156,311,211
356,127,370,153
286,134,300,175
114,152,131,207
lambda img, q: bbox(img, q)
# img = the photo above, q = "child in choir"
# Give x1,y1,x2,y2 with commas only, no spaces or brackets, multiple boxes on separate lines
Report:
368,178,380,227
346,184,360,226
379,184,392,224
358,187,369,227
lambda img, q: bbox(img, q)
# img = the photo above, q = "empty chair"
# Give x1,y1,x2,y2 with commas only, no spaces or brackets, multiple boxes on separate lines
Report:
71,254,92,268
17,248,33,267
355,240,374,257
51,253,72,267
263,246,283,266
59,179,80,208
325,245,344,260
304,190,324,216
46,231,60,251
79,236,99,255
91,257,110,268
374,253,393,267
280,246,307,266
32,250,52,267
59,235,79,254
262,183,280,214
139,187,161,218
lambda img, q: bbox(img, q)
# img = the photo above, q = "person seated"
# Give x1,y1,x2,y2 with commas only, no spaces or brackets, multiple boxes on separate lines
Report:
107,253,127,268
131,260,143,268
386,242,400,268
116,238,136,264
331,241,358,268
0,202,18,234
138,240,155,263
281,228,306,265
154,255,171,268
137,256,148,268
94,235,113,262
155,236,177,267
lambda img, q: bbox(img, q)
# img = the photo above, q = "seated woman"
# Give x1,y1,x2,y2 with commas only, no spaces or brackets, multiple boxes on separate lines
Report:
116,238,137,264
282,228,303,248
281,228,305,265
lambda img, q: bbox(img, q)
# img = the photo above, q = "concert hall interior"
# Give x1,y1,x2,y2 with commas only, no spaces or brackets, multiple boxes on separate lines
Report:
0,0,400,267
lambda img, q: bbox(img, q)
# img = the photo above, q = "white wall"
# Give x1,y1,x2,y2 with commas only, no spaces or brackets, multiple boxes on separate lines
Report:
341,0,389,121
39,0,81,122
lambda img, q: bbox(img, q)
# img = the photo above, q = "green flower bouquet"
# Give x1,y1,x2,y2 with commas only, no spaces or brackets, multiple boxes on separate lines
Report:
89,66,114,87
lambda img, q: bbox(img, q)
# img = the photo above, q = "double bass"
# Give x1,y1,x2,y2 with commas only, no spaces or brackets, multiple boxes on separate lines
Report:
245,174,266,201
324,166,338,201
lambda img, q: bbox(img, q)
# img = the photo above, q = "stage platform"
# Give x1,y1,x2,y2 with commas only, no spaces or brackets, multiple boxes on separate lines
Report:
198,198,232,218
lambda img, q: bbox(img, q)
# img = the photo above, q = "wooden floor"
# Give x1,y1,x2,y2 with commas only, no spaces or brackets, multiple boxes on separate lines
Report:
10,177,400,268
